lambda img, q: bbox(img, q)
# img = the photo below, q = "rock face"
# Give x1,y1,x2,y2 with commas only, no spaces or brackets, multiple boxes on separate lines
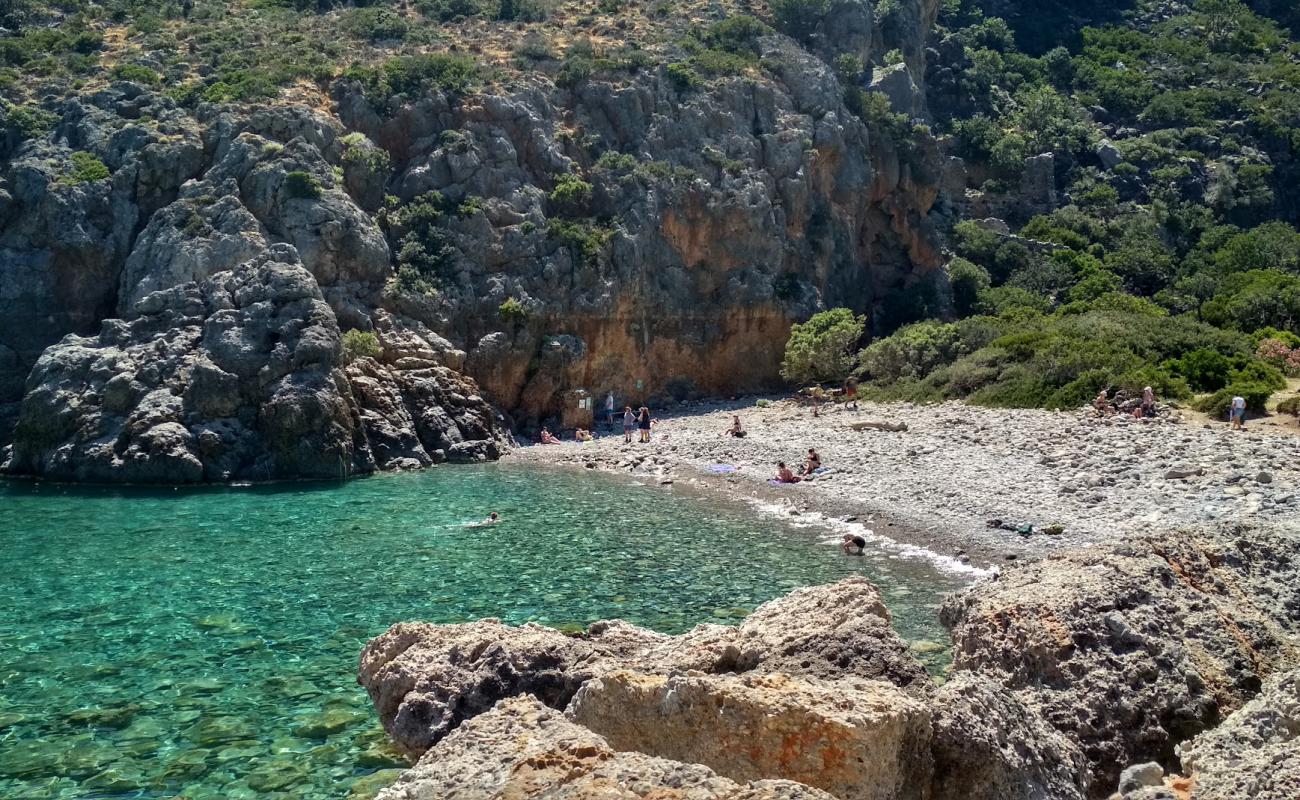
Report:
0,1,950,460
3,247,505,482
929,673,1089,800
1177,667,1300,800
567,671,933,800
357,578,930,758
941,529,1300,795
375,695,837,800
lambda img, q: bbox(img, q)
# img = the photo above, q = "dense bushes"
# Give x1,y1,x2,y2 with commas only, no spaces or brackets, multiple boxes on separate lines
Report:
781,308,865,384
345,54,479,106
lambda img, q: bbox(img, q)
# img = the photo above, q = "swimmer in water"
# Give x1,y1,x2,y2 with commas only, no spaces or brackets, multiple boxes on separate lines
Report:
842,533,866,555
480,512,500,525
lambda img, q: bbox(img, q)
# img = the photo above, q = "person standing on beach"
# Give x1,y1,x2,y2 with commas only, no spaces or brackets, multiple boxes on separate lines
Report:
605,391,616,427
623,406,636,443
1230,395,1247,430
637,406,652,443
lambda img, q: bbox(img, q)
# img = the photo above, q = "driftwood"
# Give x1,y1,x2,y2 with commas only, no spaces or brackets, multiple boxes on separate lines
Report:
850,420,908,433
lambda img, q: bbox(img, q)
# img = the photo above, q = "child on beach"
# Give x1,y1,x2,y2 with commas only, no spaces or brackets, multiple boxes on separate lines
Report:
623,407,635,443
637,407,652,443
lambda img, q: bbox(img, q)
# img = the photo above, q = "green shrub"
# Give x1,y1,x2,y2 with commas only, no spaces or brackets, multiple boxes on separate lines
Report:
548,219,612,265
4,103,57,139
781,308,866,384
341,329,382,362
499,297,528,323
768,0,831,40
665,61,700,91
110,63,162,85
344,7,409,41
346,54,479,105
702,15,771,53
63,151,110,184
1164,348,1249,392
948,257,991,317
548,173,592,212
1195,384,1273,417
284,170,322,199
1277,395,1300,417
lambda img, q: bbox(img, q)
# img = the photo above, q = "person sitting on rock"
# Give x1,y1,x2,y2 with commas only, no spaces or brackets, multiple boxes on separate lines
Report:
575,428,594,442
775,462,801,483
723,415,746,438
842,534,866,555
802,448,822,476
540,427,562,444
1092,388,1112,416
1140,386,1156,418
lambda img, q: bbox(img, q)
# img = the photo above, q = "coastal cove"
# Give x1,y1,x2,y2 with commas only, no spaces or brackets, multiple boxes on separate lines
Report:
0,464,969,800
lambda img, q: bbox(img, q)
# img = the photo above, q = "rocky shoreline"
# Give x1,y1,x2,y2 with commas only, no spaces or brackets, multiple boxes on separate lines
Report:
511,397,1300,566
355,524,1300,800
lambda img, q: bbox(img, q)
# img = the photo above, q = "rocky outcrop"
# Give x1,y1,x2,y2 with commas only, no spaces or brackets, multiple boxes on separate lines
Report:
930,673,1090,800
567,671,933,800
941,528,1300,795
375,695,837,800
2,247,505,482
358,577,930,758
1176,667,1300,800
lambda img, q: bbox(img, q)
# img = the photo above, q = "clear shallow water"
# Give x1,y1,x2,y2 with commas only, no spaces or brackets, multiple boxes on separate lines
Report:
0,464,968,799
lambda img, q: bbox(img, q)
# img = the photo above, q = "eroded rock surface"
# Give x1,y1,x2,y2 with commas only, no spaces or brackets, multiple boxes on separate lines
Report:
374,695,835,800
358,577,929,758
1178,667,1300,800
941,528,1300,795
3,247,505,482
567,670,933,800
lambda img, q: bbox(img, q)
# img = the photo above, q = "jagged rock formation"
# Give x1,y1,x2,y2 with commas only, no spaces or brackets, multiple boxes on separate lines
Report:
1176,667,1300,800
941,527,1300,796
4,247,506,482
357,577,929,758
359,577,1093,799
0,0,953,480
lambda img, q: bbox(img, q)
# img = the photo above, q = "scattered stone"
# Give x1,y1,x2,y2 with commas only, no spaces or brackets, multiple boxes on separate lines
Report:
1117,762,1164,792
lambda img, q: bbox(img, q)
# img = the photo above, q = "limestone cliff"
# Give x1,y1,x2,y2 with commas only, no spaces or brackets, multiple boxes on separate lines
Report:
0,0,949,481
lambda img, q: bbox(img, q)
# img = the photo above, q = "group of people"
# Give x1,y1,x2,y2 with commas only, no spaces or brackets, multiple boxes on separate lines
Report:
1092,386,1158,419
774,448,823,483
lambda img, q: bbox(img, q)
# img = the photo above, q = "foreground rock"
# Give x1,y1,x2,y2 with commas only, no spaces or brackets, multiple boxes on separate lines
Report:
2,247,506,482
942,527,1300,794
567,671,932,800
375,695,835,800
1177,667,1300,800
358,578,929,757
929,673,1089,800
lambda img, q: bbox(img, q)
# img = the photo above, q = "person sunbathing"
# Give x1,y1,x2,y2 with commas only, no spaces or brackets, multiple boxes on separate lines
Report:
540,427,562,444
575,428,594,442
774,462,801,483
723,415,746,438
802,448,822,476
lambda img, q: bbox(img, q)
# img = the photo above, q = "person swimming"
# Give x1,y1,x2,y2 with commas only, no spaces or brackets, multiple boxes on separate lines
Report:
484,512,499,524
842,533,866,555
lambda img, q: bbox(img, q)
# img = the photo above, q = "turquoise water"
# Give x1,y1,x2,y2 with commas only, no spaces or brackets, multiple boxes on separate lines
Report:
0,464,968,799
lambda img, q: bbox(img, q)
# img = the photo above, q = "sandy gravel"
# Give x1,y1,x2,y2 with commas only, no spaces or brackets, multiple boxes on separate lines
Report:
510,397,1300,567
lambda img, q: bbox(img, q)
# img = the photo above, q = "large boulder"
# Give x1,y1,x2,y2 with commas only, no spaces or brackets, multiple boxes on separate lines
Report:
941,529,1300,795
1177,667,1300,800
567,670,933,800
929,672,1090,800
358,578,931,757
375,695,835,800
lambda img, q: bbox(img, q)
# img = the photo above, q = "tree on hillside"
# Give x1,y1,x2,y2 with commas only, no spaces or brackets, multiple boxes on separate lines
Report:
781,308,867,384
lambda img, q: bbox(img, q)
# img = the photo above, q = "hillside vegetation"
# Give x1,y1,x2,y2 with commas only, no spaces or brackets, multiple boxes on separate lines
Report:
852,0,1300,414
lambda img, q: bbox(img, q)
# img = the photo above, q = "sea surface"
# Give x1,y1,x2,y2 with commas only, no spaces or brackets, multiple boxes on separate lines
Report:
0,463,969,799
